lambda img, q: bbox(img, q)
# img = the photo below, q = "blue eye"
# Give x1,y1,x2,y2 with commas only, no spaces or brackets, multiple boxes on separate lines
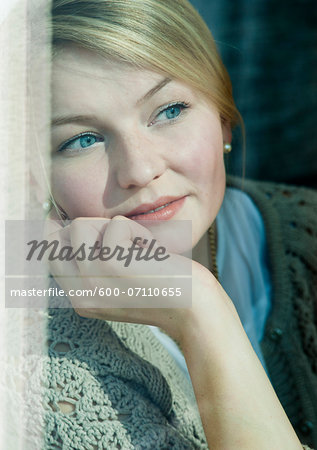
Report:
153,102,189,125
78,135,97,148
164,105,182,119
58,133,104,152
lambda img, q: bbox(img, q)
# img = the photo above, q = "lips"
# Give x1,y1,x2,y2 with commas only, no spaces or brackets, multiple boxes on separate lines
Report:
125,196,187,221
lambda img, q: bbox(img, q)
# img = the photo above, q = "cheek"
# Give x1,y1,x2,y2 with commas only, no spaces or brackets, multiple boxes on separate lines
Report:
170,119,225,188
168,116,226,225
51,161,107,217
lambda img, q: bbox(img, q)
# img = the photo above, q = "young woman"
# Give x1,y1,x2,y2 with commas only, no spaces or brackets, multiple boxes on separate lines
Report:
45,0,317,448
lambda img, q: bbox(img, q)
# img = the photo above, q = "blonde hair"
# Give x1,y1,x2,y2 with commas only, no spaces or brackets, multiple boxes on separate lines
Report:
51,0,242,129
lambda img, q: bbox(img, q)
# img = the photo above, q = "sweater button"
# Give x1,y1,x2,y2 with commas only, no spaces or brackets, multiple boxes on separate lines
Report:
299,420,314,435
269,328,283,341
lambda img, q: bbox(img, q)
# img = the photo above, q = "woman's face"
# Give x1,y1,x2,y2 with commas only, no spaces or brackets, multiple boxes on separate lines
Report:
51,45,230,248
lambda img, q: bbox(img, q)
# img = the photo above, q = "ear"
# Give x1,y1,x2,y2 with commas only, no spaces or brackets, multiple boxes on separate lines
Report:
221,118,232,144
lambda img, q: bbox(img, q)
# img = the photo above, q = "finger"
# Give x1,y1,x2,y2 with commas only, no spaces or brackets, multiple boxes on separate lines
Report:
102,215,156,249
102,216,165,275
68,217,110,276
43,221,79,279
44,220,88,308
101,216,184,279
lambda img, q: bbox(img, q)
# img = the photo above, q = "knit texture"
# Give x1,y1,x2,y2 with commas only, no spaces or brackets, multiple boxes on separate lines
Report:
44,177,317,449
45,298,207,449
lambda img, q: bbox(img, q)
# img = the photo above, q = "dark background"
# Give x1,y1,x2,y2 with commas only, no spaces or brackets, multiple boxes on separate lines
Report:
190,0,317,187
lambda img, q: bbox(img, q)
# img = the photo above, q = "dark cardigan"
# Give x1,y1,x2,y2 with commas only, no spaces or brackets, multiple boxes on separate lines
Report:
227,176,317,448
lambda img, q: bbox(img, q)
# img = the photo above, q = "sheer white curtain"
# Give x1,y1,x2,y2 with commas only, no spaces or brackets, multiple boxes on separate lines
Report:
0,1,51,448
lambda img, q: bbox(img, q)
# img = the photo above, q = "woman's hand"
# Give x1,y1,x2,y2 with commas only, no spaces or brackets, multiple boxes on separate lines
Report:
45,215,303,450
44,215,207,340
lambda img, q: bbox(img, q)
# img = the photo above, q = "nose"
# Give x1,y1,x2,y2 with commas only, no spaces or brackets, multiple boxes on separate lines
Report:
114,133,166,189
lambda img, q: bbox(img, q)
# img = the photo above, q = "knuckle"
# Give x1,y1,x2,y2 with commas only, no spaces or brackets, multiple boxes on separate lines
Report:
112,215,129,221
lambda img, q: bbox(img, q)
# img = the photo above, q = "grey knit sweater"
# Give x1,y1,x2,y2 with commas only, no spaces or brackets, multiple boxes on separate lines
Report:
45,178,317,449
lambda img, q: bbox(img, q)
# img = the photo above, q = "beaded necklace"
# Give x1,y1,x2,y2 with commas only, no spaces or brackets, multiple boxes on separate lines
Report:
207,222,219,281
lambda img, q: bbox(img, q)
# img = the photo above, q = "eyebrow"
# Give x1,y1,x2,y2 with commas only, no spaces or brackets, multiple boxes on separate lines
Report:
136,77,171,105
51,114,100,128
51,77,172,128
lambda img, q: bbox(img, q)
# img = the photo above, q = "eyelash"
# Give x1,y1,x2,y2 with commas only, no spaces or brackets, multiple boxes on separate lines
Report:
57,100,191,152
150,101,190,126
57,132,103,153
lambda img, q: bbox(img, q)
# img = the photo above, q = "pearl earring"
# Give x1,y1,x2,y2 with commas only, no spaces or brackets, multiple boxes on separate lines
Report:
223,143,232,153
42,199,52,212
